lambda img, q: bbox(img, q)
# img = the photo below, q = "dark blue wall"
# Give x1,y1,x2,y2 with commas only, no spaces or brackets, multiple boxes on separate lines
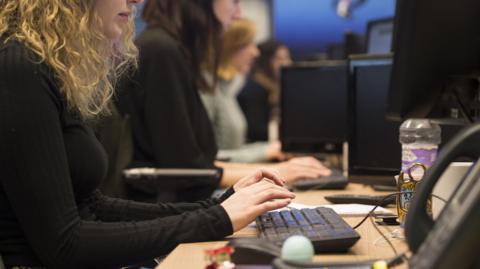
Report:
273,0,396,57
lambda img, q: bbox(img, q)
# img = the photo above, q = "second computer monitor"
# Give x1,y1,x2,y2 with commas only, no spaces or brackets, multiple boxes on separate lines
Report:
348,54,400,182
280,62,348,154
348,54,464,184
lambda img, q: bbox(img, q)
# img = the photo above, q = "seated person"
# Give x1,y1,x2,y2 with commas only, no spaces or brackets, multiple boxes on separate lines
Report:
0,0,295,268
201,18,282,163
117,0,331,202
237,40,292,142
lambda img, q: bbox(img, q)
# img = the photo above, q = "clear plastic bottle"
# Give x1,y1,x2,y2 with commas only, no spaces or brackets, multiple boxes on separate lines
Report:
397,119,441,223
399,119,441,178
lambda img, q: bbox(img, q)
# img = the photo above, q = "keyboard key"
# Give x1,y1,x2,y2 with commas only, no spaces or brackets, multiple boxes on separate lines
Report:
304,208,327,225
291,210,309,226
280,210,295,222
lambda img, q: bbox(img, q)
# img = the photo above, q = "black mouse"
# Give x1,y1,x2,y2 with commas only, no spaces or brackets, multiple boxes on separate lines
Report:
228,237,281,265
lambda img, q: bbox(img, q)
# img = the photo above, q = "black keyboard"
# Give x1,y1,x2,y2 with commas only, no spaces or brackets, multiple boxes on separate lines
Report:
256,207,360,253
291,170,348,191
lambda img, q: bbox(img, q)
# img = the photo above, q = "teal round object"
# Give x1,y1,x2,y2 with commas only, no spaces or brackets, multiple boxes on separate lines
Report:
280,235,314,262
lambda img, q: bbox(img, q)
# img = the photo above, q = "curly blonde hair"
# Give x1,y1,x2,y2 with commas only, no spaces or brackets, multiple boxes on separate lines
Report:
0,0,138,118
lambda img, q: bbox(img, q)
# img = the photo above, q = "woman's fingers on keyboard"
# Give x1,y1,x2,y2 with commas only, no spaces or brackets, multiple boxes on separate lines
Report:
257,198,292,214
250,180,292,195
233,169,286,192
256,168,285,186
253,187,295,204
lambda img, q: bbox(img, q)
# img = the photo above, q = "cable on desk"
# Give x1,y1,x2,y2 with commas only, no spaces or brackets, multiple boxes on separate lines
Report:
369,214,398,255
349,191,447,262
352,192,447,230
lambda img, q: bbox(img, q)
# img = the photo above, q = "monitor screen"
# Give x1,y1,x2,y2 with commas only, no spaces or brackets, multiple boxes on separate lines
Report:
281,62,348,153
366,18,394,54
348,55,400,177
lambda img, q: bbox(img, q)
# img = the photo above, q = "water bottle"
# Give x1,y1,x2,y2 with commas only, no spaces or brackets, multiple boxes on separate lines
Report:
399,119,441,177
397,119,441,223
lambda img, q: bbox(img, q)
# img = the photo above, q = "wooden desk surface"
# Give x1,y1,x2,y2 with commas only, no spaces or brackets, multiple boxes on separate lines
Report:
157,184,408,269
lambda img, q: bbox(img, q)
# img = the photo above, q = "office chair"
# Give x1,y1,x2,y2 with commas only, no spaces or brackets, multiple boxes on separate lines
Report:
95,102,221,203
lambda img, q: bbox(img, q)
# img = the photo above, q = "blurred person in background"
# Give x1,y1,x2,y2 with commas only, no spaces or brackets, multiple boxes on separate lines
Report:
117,0,330,202
237,39,293,143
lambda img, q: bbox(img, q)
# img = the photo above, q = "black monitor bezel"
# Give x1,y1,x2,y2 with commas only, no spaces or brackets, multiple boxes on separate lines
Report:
280,61,348,154
347,54,399,181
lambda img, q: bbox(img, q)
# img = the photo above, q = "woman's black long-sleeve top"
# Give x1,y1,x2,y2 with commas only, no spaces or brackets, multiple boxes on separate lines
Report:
0,40,233,268
115,27,220,201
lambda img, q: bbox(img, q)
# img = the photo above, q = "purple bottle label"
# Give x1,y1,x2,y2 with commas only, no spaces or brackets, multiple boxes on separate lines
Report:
401,145,438,179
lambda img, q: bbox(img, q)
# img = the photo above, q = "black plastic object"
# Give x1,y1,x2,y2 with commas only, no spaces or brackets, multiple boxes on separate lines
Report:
272,258,372,269
123,168,220,192
228,238,281,265
325,194,396,207
271,253,406,269
256,207,360,253
291,169,348,191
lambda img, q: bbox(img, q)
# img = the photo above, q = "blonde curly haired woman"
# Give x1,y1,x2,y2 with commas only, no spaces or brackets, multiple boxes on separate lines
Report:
0,1,295,268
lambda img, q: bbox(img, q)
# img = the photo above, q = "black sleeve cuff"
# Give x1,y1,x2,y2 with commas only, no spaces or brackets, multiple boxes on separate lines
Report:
217,187,235,203
208,205,234,237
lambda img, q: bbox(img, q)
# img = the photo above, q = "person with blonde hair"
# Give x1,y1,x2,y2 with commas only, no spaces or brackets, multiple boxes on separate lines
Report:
201,18,269,162
201,19,324,170
0,1,295,268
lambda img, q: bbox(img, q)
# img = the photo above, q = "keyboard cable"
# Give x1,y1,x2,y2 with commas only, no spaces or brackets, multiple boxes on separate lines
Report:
350,191,448,266
352,191,447,230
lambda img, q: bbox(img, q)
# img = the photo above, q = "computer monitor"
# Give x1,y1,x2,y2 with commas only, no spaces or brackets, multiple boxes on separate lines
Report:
366,17,394,54
348,54,464,185
324,32,365,61
344,32,366,59
348,54,399,184
280,62,348,154
387,0,480,122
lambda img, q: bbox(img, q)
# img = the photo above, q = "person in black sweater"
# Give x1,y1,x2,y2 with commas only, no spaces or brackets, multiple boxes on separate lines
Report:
238,40,293,142
117,0,331,200
0,1,294,268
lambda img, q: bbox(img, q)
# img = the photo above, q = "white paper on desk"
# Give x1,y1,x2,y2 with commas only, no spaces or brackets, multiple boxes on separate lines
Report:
287,202,394,216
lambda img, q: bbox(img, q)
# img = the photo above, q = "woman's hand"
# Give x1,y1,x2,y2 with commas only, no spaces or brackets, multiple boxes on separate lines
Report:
232,168,286,192
272,156,332,183
265,141,287,161
221,180,295,232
